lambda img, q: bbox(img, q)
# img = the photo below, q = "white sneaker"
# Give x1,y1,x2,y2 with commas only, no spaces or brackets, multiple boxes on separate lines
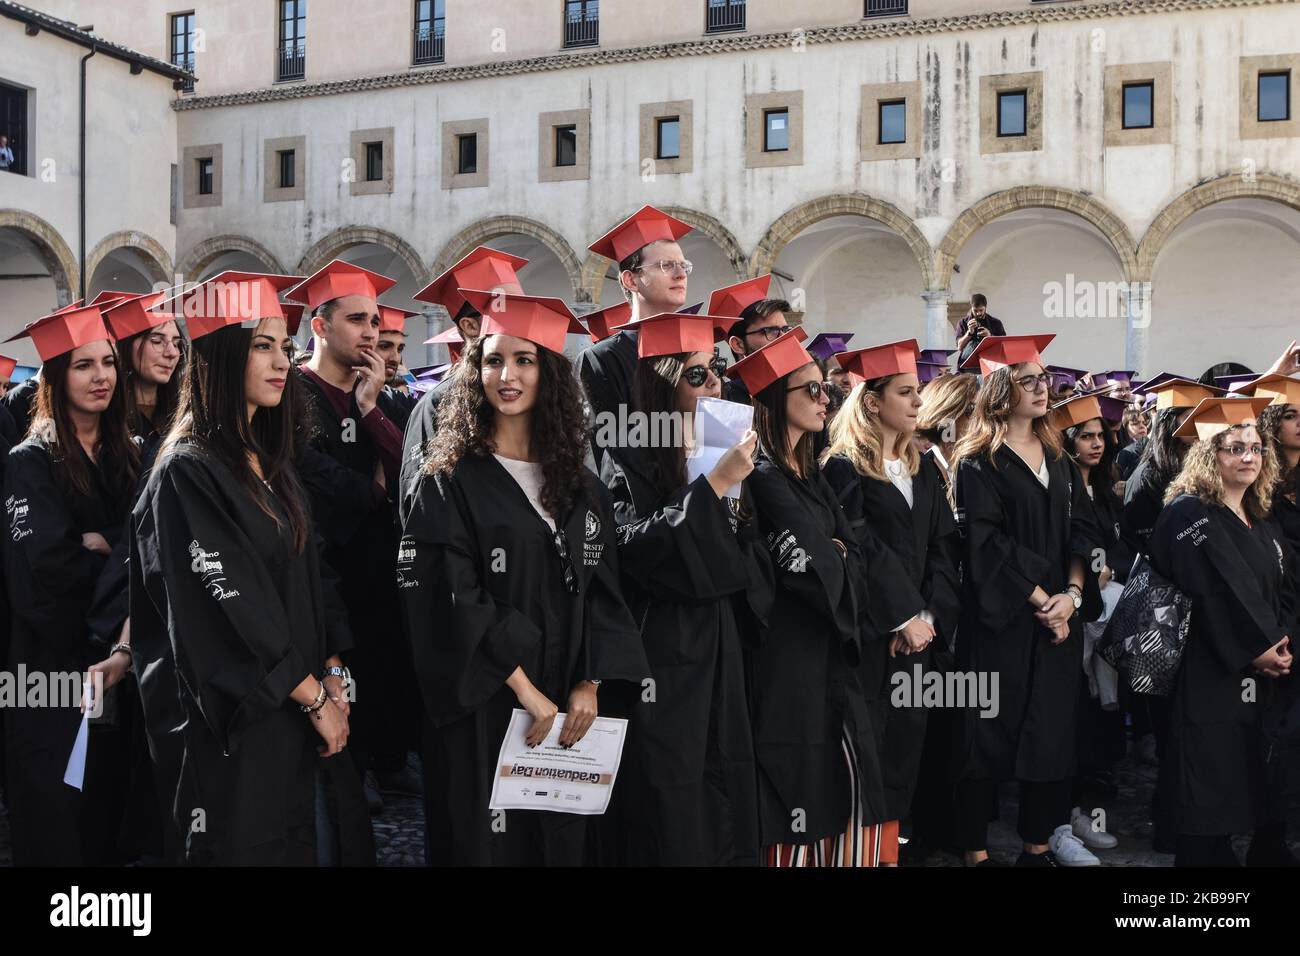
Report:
1071,807,1119,849
1049,824,1101,866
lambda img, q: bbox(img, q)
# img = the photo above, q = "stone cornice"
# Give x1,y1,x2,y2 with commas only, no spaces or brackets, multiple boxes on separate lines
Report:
173,0,1293,111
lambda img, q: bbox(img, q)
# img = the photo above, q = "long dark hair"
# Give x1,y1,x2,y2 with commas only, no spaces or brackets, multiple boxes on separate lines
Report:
160,323,310,553
1260,402,1300,504
751,362,818,481
28,345,140,502
424,335,589,518
632,352,690,500
1065,415,1120,511
119,323,186,438
1138,405,1192,487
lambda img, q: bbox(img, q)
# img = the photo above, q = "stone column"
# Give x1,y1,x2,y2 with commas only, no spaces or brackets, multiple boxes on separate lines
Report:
1123,279,1151,375
922,290,952,350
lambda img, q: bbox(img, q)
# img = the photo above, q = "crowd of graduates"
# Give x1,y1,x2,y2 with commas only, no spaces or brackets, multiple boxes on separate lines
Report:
1,204,1297,868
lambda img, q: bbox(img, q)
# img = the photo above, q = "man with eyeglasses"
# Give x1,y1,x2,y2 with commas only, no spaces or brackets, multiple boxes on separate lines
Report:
705,275,791,406
578,206,694,463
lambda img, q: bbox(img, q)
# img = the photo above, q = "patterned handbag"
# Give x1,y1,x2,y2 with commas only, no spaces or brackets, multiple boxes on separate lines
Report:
1096,555,1192,697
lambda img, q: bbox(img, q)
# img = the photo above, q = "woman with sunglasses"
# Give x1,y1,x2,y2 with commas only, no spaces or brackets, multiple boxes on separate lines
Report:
403,290,648,866
596,313,772,866
1147,398,1297,866
821,341,961,867
3,303,140,865
950,336,1102,867
729,328,898,866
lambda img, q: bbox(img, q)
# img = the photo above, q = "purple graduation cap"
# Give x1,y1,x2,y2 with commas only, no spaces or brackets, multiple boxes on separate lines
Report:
1134,372,1192,395
676,302,704,315
1092,392,1130,422
1215,373,1260,393
807,332,855,362
1091,369,1137,389
918,348,956,366
916,361,950,384
1046,364,1088,391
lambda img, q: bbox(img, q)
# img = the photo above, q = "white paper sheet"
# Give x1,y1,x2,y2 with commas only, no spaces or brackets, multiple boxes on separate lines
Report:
685,397,754,499
488,709,629,815
63,683,92,791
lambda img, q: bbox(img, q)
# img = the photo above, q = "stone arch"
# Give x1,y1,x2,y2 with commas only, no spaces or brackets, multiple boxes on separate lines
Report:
580,206,747,305
935,186,1139,289
297,225,425,284
750,194,935,290
0,208,79,303
85,230,174,288
1137,173,1300,279
431,215,585,300
175,234,289,279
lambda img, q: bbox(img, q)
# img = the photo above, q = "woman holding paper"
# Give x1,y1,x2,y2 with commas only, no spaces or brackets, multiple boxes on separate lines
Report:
3,303,140,866
402,289,648,866
597,312,773,866
821,340,961,866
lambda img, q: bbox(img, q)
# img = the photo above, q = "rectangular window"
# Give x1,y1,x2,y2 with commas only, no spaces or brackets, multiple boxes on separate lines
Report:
458,133,478,174
864,0,908,16
656,117,681,159
413,0,446,65
1259,71,1291,122
1122,81,1154,129
278,0,307,81
705,0,746,33
764,108,789,152
197,157,214,195
364,141,383,182
878,99,906,144
278,149,296,188
170,12,196,94
563,0,599,49
997,90,1027,137
554,125,578,167
0,80,28,177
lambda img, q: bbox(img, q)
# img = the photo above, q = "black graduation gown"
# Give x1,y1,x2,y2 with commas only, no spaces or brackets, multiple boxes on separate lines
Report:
400,455,650,865
397,376,455,526
577,331,638,465
1121,457,1171,556
130,443,333,865
1089,485,1135,585
953,446,1103,783
0,411,14,793
1115,436,1146,481
597,449,773,865
3,437,131,866
1,377,38,441
722,377,751,406
822,453,962,820
744,456,887,845
1147,496,1298,835
381,385,417,432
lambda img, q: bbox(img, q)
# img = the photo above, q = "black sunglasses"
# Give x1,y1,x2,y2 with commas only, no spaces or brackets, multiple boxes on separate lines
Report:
553,530,579,595
786,380,827,401
682,358,728,388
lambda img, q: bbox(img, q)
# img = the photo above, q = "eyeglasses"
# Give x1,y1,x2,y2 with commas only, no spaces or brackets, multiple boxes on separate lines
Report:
786,380,827,401
1218,442,1263,459
1015,373,1051,393
635,259,693,276
682,358,728,387
744,325,788,343
552,530,580,595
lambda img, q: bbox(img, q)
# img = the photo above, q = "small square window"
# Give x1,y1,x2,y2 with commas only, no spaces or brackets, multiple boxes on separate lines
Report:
364,142,384,182
656,117,680,160
197,157,214,195
458,134,478,174
1122,82,1154,130
1259,71,1291,122
277,149,296,188
764,108,789,152
554,125,577,167
997,90,1027,137
878,100,906,144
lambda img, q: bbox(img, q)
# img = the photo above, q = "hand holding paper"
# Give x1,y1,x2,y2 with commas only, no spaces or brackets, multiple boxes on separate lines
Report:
686,397,756,499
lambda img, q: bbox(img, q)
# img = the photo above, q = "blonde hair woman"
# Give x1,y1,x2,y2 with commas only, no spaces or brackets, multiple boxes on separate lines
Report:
915,372,980,492
1149,398,1295,867
821,342,961,867
950,336,1102,867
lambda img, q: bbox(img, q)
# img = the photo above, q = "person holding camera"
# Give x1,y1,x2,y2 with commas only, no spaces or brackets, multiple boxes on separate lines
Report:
955,294,1006,368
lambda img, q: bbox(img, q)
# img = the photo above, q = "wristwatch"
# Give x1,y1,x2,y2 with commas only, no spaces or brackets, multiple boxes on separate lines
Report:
323,665,352,688
1064,585,1083,611
585,679,602,686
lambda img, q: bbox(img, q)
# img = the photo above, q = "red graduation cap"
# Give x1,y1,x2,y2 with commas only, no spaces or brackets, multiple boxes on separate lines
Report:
834,339,920,381
51,299,85,315
174,271,304,340
102,291,176,341
414,246,528,316
727,326,814,397
959,334,1055,376
378,305,420,333
90,289,137,306
5,304,113,362
423,324,465,363
584,302,632,343
807,333,856,362
0,355,18,379
286,260,397,311
458,289,586,354
1049,394,1105,431
613,312,724,359
588,205,694,263
707,275,772,320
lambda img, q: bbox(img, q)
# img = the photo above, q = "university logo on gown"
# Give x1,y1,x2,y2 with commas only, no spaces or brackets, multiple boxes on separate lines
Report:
583,510,604,567
396,534,419,589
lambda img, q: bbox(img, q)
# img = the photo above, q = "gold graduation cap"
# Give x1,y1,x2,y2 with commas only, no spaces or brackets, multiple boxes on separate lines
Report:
1243,373,1300,407
1172,396,1273,441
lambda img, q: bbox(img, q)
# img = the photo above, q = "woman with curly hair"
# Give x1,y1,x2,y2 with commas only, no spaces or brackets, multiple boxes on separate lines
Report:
1147,397,1296,866
950,336,1102,867
401,290,648,866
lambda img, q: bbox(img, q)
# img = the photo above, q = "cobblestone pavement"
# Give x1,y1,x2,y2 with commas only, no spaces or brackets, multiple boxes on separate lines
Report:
2,748,1294,867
